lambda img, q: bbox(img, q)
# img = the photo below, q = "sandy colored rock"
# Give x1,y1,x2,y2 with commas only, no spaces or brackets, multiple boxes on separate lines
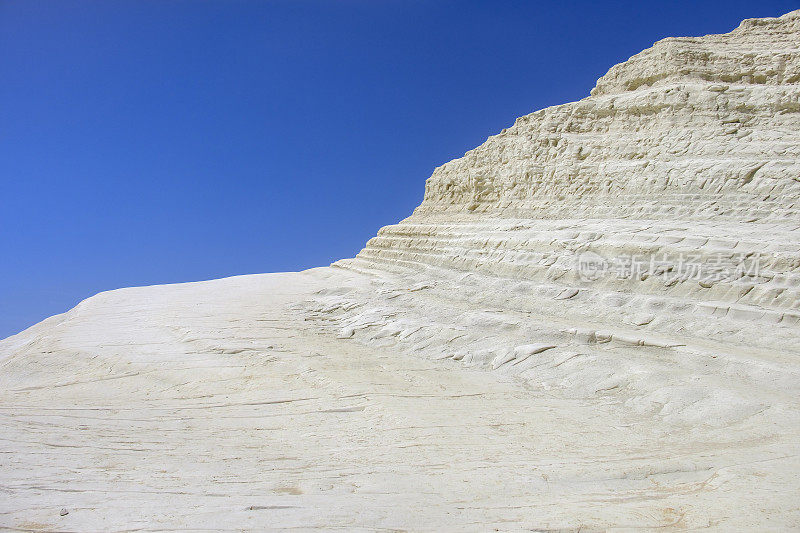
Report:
2,10,799,531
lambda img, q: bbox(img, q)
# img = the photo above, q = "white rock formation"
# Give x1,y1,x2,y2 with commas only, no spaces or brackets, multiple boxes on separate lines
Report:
2,10,799,531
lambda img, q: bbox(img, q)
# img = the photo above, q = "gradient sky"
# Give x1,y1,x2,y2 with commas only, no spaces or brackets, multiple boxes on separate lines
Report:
2,0,798,338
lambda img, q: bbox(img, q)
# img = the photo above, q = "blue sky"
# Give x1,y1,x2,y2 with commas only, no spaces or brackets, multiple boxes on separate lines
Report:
2,0,798,338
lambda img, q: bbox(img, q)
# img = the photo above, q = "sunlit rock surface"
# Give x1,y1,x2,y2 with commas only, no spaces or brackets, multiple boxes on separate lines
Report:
2,10,799,531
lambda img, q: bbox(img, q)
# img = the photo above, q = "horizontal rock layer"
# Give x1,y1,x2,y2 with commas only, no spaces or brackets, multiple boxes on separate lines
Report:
3,10,800,531
341,10,800,376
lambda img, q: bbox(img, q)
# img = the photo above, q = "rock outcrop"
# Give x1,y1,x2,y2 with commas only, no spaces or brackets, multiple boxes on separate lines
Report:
317,9,800,423
1,10,799,531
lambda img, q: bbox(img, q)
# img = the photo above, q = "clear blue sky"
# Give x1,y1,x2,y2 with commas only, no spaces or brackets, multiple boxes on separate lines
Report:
2,0,797,338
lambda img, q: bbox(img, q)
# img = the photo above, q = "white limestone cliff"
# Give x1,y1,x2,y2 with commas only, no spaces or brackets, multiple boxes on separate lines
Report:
2,10,799,531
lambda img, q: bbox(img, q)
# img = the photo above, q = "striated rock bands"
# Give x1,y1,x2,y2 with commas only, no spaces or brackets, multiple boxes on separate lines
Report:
2,10,800,531
344,10,800,381
415,9,800,219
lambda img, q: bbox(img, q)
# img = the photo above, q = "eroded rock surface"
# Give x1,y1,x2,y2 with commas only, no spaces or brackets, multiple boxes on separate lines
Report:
2,10,799,531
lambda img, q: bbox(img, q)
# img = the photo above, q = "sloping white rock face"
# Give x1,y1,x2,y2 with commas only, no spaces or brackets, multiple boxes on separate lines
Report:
2,10,800,531
341,9,800,425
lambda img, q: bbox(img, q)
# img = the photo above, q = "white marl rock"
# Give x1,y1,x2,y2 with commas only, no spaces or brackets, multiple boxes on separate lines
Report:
2,10,800,531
